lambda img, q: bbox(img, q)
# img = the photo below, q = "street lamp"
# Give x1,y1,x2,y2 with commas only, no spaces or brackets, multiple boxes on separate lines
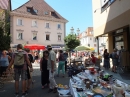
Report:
94,8,101,13
70,27,74,34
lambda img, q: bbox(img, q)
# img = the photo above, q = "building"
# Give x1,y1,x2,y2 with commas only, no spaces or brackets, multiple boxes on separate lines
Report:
10,0,68,48
92,0,130,66
79,27,97,51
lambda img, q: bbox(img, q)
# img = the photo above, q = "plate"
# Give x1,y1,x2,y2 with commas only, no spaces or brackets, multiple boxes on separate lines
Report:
92,93,104,97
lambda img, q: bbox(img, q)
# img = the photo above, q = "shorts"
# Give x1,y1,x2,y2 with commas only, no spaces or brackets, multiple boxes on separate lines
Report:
14,69,27,81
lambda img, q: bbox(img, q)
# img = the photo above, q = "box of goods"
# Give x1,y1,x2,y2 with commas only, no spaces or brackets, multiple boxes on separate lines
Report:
58,84,71,97
92,87,113,97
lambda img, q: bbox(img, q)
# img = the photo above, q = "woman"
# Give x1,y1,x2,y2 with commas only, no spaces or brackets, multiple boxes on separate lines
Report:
84,55,91,67
57,50,65,77
34,51,39,64
103,49,110,69
40,50,49,89
0,50,11,77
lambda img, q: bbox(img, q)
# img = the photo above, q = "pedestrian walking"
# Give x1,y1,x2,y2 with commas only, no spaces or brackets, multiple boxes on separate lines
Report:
0,50,11,77
6,44,33,97
103,49,110,69
57,50,65,77
63,51,68,72
40,50,49,89
47,45,57,93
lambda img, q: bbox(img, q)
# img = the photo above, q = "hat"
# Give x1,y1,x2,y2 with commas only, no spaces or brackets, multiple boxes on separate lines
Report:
47,45,52,49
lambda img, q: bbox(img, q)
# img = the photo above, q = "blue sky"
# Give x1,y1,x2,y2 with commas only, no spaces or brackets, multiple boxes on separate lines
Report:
11,0,93,35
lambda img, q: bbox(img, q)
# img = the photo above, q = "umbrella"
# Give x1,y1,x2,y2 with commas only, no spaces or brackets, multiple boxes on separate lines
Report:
90,47,95,51
74,46,90,51
24,44,45,50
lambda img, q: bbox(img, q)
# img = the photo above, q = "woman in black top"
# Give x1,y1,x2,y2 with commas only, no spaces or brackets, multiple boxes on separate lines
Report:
40,50,49,89
103,49,110,69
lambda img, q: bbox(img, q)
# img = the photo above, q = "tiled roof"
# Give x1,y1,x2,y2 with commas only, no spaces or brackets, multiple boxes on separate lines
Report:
0,0,11,10
12,0,67,22
86,27,93,36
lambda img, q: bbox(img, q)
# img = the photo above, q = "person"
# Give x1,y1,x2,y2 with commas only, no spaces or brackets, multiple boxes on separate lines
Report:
6,44,33,97
103,49,110,69
40,50,49,89
63,51,68,72
47,45,57,93
57,50,65,77
24,48,34,93
91,54,96,66
34,51,39,64
84,55,91,67
111,48,118,73
7,48,13,59
0,50,11,77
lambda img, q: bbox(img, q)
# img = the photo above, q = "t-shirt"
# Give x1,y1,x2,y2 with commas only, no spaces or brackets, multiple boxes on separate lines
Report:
47,50,56,70
91,57,96,64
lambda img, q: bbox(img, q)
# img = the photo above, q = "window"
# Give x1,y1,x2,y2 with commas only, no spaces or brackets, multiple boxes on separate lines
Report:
46,34,50,40
46,23,49,28
17,19,23,26
101,0,116,12
32,33,37,40
88,44,90,47
57,24,61,29
44,12,48,15
94,44,97,47
90,38,92,40
34,9,38,13
17,32,23,40
32,20,37,27
58,35,61,41
27,8,31,12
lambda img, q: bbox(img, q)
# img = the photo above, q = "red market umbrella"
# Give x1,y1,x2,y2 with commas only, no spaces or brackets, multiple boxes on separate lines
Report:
24,44,45,50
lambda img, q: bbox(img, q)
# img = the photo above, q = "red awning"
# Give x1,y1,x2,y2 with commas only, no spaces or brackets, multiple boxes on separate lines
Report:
24,44,45,50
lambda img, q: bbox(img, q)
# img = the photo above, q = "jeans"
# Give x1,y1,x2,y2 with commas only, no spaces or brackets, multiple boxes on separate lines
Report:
49,70,57,89
58,61,65,75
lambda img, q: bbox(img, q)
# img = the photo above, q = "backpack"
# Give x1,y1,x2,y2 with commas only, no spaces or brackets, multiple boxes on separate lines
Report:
14,50,26,68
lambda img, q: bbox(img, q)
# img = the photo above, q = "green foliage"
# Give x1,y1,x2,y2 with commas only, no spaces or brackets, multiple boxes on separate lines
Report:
64,34,80,51
0,10,10,51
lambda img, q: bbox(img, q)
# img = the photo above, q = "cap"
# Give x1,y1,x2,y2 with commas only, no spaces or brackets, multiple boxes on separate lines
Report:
47,45,52,49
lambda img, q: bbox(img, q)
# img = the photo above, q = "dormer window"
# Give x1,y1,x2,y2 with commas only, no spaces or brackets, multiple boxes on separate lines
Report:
34,9,38,13
44,12,48,15
27,8,31,12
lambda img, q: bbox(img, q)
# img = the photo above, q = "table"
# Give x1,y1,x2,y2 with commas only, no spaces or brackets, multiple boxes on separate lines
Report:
69,70,130,97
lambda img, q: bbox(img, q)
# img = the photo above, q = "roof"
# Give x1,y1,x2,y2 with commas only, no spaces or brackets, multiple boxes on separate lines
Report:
0,0,11,10
12,0,67,22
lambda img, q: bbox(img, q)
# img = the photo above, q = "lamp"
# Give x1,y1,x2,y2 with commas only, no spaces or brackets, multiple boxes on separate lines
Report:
94,8,101,13
70,27,74,34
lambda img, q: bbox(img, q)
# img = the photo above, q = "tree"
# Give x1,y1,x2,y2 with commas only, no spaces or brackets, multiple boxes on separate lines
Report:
0,10,11,51
64,34,80,51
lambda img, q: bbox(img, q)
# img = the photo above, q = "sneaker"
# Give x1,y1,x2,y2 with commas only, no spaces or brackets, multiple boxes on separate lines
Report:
15,93,19,97
21,93,25,97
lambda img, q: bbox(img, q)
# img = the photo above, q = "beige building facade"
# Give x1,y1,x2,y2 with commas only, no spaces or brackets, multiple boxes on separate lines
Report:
92,0,130,67
10,0,68,48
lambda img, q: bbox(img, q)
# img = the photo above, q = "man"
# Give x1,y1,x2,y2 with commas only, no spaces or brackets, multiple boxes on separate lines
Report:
47,45,57,93
63,51,68,72
6,44,33,97
24,48,34,94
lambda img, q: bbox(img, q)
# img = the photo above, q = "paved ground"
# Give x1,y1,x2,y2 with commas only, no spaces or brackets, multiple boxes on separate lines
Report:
0,63,70,97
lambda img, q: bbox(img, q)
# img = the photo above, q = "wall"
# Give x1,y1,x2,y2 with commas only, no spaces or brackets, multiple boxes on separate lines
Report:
11,16,65,46
92,0,130,36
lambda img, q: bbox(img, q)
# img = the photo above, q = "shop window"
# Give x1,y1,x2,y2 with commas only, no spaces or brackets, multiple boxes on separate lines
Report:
114,35,124,50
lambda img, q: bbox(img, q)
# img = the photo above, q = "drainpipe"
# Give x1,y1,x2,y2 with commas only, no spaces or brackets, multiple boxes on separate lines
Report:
96,37,99,55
